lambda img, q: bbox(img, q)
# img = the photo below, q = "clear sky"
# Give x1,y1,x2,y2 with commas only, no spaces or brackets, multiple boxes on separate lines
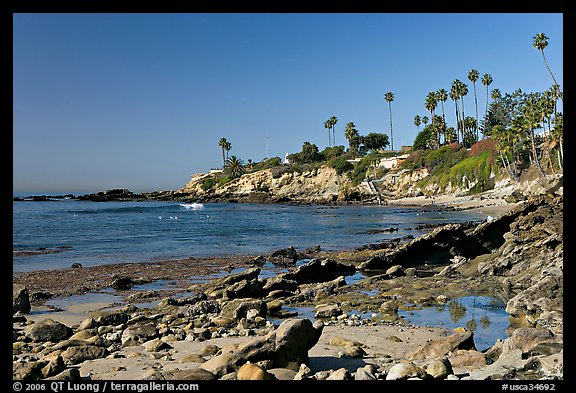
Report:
13,13,563,193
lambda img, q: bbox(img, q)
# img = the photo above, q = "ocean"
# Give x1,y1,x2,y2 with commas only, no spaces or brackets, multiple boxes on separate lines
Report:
12,194,484,273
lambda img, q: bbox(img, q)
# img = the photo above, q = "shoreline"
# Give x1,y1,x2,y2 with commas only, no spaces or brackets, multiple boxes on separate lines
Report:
12,193,563,381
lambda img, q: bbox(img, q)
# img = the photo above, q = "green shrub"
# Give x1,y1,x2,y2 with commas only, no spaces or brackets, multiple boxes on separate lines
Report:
201,177,218,191
328,155,353,175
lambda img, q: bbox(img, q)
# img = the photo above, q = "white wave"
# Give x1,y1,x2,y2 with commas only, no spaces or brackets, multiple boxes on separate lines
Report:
179,203,204,211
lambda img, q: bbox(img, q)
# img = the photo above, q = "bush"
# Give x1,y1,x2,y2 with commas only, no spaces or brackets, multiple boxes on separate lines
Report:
328,155,353,175
469,138,497,158
201,177,218,191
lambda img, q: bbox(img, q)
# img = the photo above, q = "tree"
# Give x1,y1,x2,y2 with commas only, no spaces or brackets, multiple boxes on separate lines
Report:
224,140,232,161
301,141,320,163
425,91,437,128
225,155,246,179
363,132,389,152
533,33,561,99
422,116,429,127
481,74,493,127
450,84,461,143
437,89,448,128
330,116,338,147
458,81,469,142
384,92,395,150
324,119,332,147
468,69,480,140
218,137,229,168
414,115,421,132
344,121,361,155
413,125,436,150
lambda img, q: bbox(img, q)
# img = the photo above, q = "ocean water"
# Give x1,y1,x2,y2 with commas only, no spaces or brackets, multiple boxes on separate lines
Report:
13,195,484,273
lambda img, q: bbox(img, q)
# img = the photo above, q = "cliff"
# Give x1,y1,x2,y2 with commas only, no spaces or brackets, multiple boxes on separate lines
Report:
177,165,374,204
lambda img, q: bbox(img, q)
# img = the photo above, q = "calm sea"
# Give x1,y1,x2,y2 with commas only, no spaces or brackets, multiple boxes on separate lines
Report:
12,193,484,273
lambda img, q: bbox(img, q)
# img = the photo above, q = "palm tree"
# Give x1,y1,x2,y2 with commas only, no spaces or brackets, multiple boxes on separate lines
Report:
414,115,421,132
384,92,395,151
218,137,229,168
425,91,437,127
458,81,469,139
491,88,502,101
422,116,429,127
324,119,332,147
224,140,232,161
533,33,561,99
344,121,360,155
468,69,480,140
450,83,461,143
330,116,338,147
437,89,448,127
225,155,246,179
481,74,493,125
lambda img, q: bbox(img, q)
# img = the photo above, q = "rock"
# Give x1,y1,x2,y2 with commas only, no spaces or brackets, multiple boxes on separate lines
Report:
406,332,476,360
41,355,66,378
502,327,555,355
282,259,356,284
186,300,220,317
200,318,323,377
359,223,478,271
25,319,72,342
78,318,98,330
379,300,399,314
121,323,158,346
267,368,297,380
220,299,267,320
224,279,265,300
448,349,487,367
110,277,136,290
386,362,428,380
91,311,129,326
424,357,453,379
142,338,173,352
143,369,217,380
13,285,31,314
200,344,221,356
70,263,82,268
326,367,352,380
179,354,207,364
262,277,299,292
45,368,82,380
270,246,299,263
60,345,107,365
328,336,367,348
13,361,45,380
237,363,275,380
386,264,404,277
354,367,377,380
315,304,342,319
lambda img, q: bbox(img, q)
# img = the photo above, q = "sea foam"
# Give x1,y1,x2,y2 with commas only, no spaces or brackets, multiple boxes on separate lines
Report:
179,203,204,210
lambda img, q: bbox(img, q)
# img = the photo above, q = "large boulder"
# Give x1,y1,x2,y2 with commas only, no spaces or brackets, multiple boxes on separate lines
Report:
13,285,31,314
406,331,476,361
200,318,323,377
282,259,356,284
24,319,72,343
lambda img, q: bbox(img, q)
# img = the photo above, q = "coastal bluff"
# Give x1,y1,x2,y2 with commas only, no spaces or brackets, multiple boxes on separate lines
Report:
177,165,367,204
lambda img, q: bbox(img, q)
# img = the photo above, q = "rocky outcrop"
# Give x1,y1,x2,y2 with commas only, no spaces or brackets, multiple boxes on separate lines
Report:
178,165,367,204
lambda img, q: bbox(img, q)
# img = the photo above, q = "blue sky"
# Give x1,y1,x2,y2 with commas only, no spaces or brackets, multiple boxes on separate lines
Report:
13,13,563,193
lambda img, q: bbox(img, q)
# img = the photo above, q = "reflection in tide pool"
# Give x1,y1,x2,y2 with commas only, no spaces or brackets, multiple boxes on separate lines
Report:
398,296,511,351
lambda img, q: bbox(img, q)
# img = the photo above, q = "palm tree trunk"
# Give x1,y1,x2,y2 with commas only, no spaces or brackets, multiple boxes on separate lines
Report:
541,51,561,100
454,102,460,144
221,148,226,168
473,83,479,141
388,102,394,151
